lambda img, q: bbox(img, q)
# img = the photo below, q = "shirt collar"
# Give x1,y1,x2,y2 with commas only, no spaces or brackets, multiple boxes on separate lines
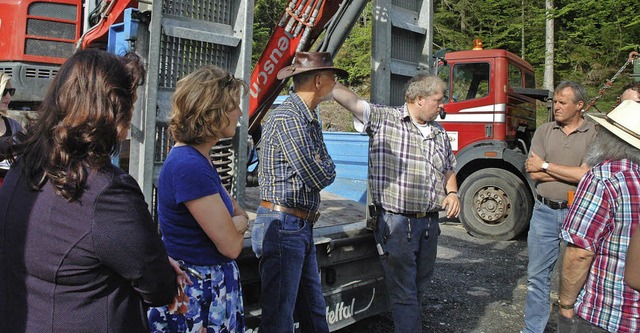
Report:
289,92,317,123
402,103,442,134
552,117,593,133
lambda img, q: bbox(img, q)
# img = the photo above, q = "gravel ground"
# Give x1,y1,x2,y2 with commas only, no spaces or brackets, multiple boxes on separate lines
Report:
337,220,561,333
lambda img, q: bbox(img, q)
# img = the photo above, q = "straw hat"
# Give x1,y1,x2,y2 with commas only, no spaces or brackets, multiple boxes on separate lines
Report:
587,100,640,150
277,52,348,80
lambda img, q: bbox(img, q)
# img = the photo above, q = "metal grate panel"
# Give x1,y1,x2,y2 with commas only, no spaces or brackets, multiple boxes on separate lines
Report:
25,39,75,58
155,122,173,163
158,34,231,88
390,74,411,106
28,3,77,21
391,27,422,64
162,0,232,25
27,19,76,40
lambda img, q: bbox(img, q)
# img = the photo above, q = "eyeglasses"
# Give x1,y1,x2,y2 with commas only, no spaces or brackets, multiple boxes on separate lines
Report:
318,73,339,83
2,88,15,97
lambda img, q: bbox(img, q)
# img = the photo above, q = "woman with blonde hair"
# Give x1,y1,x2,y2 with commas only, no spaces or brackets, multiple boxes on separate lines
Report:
0,49,178,332
0,72,23,184
148,65,249,332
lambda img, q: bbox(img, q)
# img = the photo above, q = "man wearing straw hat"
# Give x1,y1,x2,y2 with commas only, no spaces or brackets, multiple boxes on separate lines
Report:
252,51,348,333
557,100,640,332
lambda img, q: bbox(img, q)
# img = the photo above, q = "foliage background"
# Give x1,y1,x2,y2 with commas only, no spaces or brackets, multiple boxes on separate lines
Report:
252,0,640,130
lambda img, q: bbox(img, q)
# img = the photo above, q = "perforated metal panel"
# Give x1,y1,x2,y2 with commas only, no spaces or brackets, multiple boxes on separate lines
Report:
27,19,76,40
28,2,77,20
24,2,78,58
25,39,75,58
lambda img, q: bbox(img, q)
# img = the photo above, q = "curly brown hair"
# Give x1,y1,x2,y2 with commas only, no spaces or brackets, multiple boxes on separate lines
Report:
169,65,246,145
12,49,145,201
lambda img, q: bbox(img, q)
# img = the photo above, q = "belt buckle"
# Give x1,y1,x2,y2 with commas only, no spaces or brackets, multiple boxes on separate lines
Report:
416,212,427,218
308,211,321,224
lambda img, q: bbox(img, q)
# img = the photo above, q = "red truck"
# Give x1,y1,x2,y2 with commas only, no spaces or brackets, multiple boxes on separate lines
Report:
436,48,549,240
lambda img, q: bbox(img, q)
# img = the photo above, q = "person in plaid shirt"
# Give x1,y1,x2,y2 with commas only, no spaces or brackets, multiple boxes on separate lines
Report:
558,100,640,333
333,74,460,333
252,52,348,333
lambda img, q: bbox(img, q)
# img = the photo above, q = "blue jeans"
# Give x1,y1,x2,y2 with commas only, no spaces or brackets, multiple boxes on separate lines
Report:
251,206,329,333
374,210,440,333
523,200,567,333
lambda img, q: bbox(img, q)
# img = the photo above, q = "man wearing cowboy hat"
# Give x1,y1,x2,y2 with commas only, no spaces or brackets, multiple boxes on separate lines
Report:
252,51,348,332
557,100,640,332
332,73,460,333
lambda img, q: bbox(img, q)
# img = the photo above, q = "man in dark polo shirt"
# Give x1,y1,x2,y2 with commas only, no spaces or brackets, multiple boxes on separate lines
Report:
521,81,597,333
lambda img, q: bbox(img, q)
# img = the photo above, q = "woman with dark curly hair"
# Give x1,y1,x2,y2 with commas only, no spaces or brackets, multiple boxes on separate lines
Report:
147,65,249,333
0,49,178,332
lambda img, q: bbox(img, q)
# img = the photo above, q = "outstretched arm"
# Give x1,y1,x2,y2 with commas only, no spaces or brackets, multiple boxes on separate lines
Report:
332,82,367,122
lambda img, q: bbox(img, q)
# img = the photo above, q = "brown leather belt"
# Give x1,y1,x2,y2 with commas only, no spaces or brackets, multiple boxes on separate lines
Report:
260,201,321,224
536,194,568,210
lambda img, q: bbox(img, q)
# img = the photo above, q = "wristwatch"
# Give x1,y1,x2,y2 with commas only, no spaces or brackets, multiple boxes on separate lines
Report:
557,300,574,310
541,162,550,171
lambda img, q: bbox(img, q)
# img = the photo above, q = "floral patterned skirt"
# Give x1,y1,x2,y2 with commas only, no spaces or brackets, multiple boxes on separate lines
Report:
148,260,245,333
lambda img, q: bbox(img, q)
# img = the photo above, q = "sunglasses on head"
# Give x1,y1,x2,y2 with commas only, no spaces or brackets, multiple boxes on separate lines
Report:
2,88,15,97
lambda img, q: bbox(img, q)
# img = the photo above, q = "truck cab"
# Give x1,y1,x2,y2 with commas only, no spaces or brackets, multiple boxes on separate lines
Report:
436,47,543,240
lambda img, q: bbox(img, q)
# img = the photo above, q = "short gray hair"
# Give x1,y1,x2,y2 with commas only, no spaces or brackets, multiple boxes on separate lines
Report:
554,81,588,104
404,74,446,103
585,126,640,166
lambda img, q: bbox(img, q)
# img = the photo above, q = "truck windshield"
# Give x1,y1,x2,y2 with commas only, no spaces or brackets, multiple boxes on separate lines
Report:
451,63,490,102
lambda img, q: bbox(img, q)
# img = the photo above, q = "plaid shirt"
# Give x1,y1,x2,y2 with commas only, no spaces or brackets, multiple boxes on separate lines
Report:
358,103,456,214
257,92,336,212
561,159,640,333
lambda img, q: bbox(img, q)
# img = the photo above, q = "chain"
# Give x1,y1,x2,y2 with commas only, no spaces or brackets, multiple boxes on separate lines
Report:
584,51,640,112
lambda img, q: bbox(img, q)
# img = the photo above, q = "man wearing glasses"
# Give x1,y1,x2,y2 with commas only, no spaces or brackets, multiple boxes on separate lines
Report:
333,73,460,333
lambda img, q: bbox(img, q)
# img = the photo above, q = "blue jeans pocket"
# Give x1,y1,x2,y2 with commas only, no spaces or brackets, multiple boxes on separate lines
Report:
278,213,306,233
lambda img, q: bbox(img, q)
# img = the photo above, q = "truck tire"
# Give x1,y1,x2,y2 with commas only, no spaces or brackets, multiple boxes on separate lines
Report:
459,168,532,240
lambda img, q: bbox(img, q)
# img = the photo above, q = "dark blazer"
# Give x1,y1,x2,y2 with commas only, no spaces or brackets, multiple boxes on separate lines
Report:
0,161,176,332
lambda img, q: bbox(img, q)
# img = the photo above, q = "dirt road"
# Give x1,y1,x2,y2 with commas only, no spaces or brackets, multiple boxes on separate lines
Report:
337,220,561,333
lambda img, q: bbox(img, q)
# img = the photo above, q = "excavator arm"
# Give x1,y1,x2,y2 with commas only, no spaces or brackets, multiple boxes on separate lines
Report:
247,0,369,139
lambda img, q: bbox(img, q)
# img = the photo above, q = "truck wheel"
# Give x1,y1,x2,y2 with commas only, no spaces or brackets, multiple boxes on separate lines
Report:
459,168,532,240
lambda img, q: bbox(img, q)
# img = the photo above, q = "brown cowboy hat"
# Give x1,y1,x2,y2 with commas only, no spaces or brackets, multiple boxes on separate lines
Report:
276,52,349,80
587,100,640,150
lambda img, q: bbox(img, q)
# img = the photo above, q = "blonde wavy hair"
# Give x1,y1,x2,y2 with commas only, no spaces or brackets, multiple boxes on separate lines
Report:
170,66,246,145
0,71,12,114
